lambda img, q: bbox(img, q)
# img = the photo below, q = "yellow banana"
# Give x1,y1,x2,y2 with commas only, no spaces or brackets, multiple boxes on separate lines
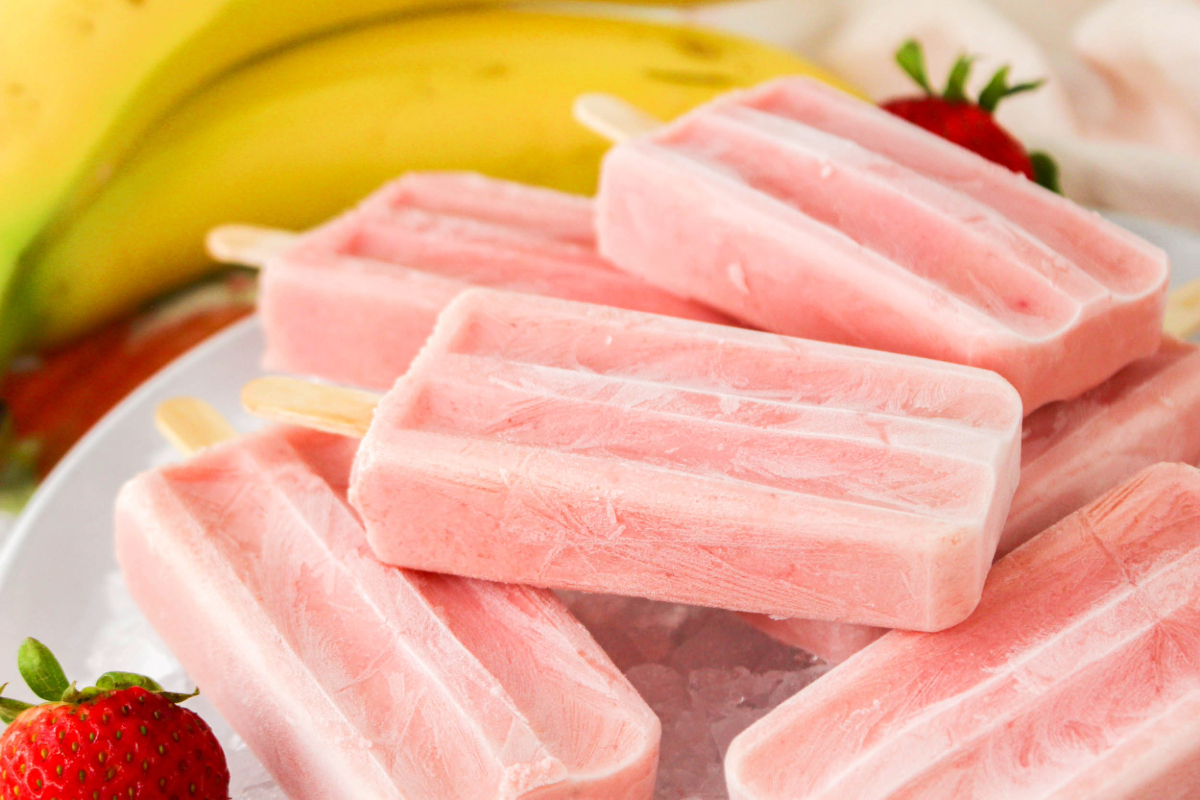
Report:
13,9,846,349
0,0,490,285
0,0,723,363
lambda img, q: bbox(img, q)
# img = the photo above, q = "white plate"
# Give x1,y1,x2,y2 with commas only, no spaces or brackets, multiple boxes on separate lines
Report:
0,216,1197,797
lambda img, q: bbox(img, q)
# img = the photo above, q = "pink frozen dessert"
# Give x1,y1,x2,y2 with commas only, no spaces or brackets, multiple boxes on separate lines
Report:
743,335,1200,663
595,76,1170,411
260,171,727,390
726,462,1200,800
115,424,660,800
348,288,1024,632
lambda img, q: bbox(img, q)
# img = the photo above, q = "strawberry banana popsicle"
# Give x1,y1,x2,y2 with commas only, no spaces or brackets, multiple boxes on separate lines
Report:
726,462,1200,800
261,171,727,390
595,76,1169,411
115,425,660,800
348,288,1024,632
745,335,1200,662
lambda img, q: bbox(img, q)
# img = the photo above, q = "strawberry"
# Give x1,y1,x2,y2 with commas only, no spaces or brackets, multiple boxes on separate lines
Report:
881,39,1061,193
0,638,229,800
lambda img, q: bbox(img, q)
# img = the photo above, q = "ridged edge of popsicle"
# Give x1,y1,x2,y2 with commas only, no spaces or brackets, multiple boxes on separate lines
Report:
593,76,1169,411
117,428,662,800
725,462,1200,800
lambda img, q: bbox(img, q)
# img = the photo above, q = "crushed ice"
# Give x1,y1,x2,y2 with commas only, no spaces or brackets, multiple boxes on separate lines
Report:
88,572,289,800
560,592,828,800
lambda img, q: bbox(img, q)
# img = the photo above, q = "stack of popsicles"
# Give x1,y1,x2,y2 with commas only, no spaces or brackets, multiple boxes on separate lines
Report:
117,73,1200,800
256,171,728,390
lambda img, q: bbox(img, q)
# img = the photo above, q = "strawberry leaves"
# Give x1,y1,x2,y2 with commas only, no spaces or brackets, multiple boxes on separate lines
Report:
0,686,33,725
978,66,1045,114
894,39,1045,112
889,39,1062,194
942,55,975,104
1030,151,1062,194
0,638,200,726
17,637,68,702
896,40,934,95
0,637,61,724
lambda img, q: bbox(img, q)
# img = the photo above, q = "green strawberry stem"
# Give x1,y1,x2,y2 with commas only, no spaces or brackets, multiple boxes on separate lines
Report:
895,39,1045,111
0,637,199,725
96,670,165,692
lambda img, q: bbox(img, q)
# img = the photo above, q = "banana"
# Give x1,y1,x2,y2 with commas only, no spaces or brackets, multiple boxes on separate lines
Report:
0,0,722,365
9,9,844,351
1,0,514,367
0,0,496,279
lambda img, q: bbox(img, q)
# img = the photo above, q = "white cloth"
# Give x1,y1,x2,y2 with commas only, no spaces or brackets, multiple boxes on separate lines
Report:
822,0,1079,139
1073,0,1200,158
599,0,1200,230
817,0,1200,229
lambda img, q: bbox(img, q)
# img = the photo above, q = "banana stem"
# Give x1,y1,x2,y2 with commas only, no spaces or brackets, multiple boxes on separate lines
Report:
1165,281,1200,341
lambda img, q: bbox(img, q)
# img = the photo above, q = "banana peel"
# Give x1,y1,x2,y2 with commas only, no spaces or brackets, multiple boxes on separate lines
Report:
6,9,849,353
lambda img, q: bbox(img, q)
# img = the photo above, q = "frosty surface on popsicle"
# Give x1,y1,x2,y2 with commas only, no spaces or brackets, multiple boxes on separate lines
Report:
727,462,1200,800
115,424,660,800
347,288,1024,631
261,171,726,390
1004,334,1200,551
744,334,1200,662
595,76,1170,411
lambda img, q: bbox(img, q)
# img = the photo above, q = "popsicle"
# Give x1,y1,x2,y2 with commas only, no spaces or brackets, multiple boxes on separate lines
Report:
743,334,1200,662
244,287,1025,631
116,402,661,800
216,170,727,390
590,77,1171,411
726,462,1200,800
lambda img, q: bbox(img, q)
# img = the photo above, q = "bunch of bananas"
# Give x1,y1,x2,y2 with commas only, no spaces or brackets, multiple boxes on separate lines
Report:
0,0,844,364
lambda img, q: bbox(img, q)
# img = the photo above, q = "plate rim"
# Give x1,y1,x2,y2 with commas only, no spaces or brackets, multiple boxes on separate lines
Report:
0,315,262,582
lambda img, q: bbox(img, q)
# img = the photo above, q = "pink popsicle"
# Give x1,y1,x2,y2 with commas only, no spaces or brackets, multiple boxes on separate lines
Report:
349,288,1024,631
726,462,1200,800
115,424,660,800
260,171,728,390
744,335,1200,661
595,77,1169,411
743,335,1200,662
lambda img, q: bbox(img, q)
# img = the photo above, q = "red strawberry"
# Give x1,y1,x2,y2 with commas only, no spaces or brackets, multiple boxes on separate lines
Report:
0,638,230,800
881,39,1061,193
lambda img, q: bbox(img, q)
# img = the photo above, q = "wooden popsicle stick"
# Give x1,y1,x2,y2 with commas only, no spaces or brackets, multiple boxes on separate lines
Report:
242,377,379,439
1165,280,1200,340
239,271,1200,443
155,397,239,455
206,224,299,267
571,91,1200,337
209,215,1200,340
572,93,663,143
